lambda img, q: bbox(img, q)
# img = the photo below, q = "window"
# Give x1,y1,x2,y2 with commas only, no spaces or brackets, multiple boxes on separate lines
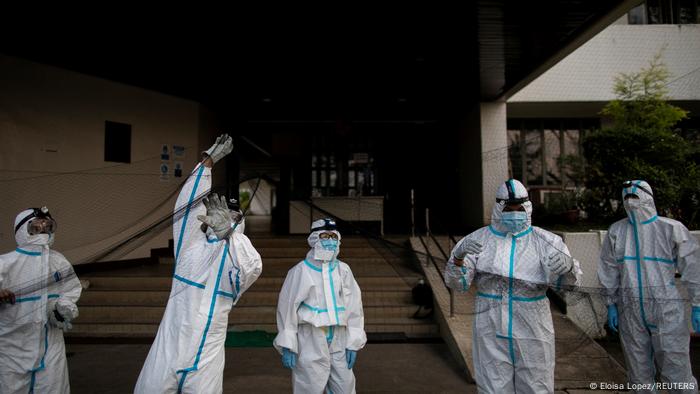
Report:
104,121,132,163
310,131,379,198
347,153,375,197
507,119,598,188
628,3,647,24
629,0,700,24
311,154,338,197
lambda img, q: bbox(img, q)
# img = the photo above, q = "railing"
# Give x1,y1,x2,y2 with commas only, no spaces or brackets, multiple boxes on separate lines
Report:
419,207,460,318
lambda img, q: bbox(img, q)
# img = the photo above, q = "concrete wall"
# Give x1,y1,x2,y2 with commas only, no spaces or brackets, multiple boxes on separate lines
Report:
509,24,700,103
559,230,700,338
0,55,217,264
458,102,509,229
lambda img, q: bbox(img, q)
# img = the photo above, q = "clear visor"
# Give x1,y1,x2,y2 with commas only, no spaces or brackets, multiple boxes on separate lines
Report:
27,217,57,235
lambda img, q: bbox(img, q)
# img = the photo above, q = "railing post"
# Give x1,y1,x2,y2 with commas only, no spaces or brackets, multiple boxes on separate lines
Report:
410,189,415,237
425,208,430,237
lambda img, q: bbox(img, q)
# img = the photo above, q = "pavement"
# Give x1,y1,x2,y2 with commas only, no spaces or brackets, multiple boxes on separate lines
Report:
66,342,476,394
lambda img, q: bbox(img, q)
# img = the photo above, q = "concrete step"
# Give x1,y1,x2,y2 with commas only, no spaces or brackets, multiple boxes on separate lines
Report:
159,256,390,266
74,305,422,324
84,276,417,292
247,237,375,248
66,321,440,338
256,247,383,258
262,264,401,277
79,290,414,307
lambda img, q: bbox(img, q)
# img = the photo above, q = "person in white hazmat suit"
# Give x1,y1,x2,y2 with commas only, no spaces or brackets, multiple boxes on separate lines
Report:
0,207,82,393
274,218,366,394
444,179,582,394
135,134,263,394
598,180,700,393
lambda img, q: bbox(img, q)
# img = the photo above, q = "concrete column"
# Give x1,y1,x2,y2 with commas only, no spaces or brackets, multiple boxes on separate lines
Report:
458,102,509,230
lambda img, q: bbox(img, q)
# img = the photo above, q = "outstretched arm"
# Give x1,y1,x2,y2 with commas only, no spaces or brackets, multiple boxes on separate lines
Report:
173,134,233,265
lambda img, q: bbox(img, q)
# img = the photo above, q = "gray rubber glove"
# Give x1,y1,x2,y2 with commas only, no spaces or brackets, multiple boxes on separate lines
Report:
548,253,573,275
202,134,234,164
48,306,73,331
453,239,483,260
197,193,235,239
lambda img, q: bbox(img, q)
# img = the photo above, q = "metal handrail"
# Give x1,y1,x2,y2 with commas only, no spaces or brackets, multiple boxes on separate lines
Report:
418,232,456,318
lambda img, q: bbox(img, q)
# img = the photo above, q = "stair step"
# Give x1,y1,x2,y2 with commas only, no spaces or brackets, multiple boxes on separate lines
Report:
74,305,422,324
68,235,435,341
66,321,440,338
79,290,414,307
158,257,390,265
255,248,382,258
84,276,417,291
245,237,375,248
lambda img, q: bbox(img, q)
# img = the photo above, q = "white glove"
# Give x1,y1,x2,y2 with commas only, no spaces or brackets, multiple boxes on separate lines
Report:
197,193,236,239
548,253,573,276
453,239,482,260
203,133,233,164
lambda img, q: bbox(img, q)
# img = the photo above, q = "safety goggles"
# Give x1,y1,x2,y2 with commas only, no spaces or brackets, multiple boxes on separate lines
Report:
27,217,57,235
622,181,653,197
318,232,339,240
15,207,57,235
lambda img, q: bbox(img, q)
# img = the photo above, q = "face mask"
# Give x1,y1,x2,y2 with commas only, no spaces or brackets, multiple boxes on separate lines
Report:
624,198,641,211
313,239,340,261
320,239,339,251
501,211,528,234
26,233,53,247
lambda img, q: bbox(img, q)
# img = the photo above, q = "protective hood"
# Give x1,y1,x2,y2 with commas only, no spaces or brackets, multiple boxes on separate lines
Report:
491,179,532,234
622,180,657,224
307,218,342,262
14,209,54,248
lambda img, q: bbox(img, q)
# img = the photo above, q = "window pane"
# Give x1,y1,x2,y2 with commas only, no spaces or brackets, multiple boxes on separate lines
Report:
678,0,698,23
348,170,356,187
320,170,327,187
508,129,523,181
544,129,561,185
628,3,647,24
562,128,581,186
104,121,132,163
311,170,317,187
330,170,337,187
525,129,543,185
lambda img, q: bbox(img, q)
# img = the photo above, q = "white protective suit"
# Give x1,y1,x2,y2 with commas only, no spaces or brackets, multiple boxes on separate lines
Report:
135,162,263,394
444,179,582,394
0,209,82,393
274,223,366,394
597,180,700,393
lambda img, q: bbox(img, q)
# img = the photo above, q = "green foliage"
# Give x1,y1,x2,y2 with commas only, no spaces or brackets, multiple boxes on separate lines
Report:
581,53,699,228
239,190,251,211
